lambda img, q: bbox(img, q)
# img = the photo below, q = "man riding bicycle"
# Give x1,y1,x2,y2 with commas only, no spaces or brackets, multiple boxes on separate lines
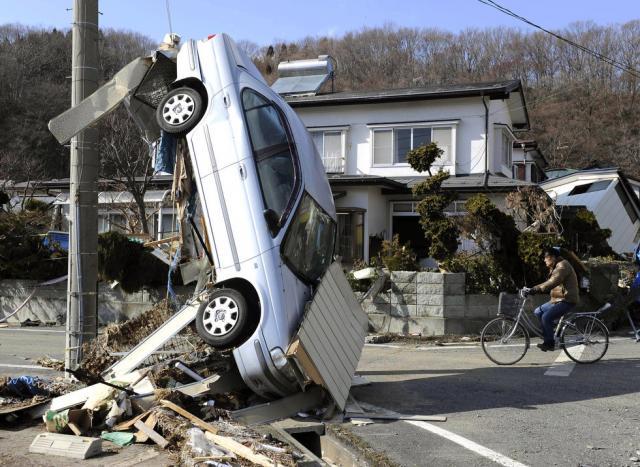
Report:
523,247,579,352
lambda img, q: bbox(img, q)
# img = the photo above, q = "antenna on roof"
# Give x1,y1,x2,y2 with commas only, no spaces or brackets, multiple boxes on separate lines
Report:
165,0,173,38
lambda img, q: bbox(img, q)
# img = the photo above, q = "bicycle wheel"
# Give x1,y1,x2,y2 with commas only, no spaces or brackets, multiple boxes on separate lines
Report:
481,317,530,365
561,316,609,364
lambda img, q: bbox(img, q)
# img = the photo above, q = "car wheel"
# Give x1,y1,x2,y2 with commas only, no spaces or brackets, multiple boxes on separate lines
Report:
156,86,204,135
195,288,249,349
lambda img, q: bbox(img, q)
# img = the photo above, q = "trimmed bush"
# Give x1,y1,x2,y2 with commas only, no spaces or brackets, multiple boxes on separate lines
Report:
98,232,169,293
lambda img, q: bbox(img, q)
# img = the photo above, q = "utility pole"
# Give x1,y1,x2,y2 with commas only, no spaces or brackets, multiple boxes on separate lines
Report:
66,0,99,370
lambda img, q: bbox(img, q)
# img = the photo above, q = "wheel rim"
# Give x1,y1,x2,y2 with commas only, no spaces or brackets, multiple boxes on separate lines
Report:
201,296,239,337
162,93,195,126
482,318,528,365
562,317,608,363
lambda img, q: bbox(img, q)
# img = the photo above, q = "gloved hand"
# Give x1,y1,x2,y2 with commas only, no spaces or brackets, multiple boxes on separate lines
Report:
521,287,533,297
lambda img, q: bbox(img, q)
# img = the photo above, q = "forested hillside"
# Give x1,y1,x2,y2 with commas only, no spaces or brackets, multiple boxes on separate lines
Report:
0,21,638,180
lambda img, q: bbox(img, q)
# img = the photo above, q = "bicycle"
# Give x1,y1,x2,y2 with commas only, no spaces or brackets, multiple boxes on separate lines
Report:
480,289,611,365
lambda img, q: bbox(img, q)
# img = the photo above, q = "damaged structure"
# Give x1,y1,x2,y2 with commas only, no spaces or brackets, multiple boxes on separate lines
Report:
18,31,373,464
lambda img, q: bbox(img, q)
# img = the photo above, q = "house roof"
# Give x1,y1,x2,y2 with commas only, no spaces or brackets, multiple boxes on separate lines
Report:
384,173,533,194
285,79,530,129
540,167,640,218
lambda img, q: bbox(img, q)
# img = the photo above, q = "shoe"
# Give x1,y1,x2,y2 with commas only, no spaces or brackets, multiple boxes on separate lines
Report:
537,343,554,352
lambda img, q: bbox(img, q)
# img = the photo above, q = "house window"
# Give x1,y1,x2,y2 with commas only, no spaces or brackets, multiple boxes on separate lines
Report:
495,127,513,167
372,126,453,165
336,211,364,263
310,130,345,173
568,180,611,196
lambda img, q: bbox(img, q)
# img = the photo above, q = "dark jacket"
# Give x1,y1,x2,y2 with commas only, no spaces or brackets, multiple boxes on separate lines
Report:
533,258,579,304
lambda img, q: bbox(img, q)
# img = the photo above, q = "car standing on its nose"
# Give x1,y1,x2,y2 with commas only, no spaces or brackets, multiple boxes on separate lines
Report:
154,34,337,398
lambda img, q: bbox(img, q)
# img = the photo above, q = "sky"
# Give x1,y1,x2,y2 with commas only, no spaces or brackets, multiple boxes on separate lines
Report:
0,0,638,46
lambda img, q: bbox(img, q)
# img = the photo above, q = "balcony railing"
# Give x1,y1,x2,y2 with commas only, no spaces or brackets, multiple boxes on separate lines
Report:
322,155,345,173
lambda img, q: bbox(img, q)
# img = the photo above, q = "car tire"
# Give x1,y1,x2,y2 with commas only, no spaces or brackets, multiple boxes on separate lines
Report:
156,86,204,136
195,288,249,349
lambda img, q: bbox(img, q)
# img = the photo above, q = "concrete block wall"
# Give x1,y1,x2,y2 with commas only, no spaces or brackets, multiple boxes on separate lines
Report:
365,270,557,336
0,279,189,325
366,271,475,336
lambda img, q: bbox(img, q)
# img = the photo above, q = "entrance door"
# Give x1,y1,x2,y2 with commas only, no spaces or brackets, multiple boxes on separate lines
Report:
391,216,427,258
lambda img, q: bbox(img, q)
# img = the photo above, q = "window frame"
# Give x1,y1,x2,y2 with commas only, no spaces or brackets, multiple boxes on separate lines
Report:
369,121,456,167
494,124,514,169
309,127,347,173
241,88,301,236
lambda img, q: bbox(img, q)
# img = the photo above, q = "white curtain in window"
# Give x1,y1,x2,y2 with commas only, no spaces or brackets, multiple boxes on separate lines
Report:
323,131,343,172
432,127,452,163
373,130,392,165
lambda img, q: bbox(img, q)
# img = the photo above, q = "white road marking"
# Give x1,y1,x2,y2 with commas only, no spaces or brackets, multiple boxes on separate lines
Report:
544,347,583,377
361,402,529,467
0,363,58,371
405,420,529,467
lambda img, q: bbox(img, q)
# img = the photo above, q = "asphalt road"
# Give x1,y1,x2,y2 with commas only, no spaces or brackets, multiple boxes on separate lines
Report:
1,327,639,466
351,338,640,467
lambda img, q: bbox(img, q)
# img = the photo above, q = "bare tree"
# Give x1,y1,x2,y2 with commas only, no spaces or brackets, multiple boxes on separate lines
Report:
99,108,154,235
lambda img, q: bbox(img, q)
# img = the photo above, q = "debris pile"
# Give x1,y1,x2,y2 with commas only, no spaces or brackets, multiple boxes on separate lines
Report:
5,304,305,465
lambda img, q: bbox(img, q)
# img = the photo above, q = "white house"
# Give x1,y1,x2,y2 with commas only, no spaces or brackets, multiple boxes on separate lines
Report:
283,79,539,263
541,167,640,255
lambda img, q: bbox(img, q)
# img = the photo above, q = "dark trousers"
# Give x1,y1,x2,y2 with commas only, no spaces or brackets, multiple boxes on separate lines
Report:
534,301,575,346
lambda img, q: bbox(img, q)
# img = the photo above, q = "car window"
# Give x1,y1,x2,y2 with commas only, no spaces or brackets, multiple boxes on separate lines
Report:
242,89,296,224
282,192,336,283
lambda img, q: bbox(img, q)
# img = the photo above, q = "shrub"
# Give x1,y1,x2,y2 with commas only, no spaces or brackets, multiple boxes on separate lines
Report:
0,210,67,281
23,198,50,213
445,253,516,294
459,194,522,283
517,232,565,285
379,234,419,271
561,208,614,258
98,232,169,293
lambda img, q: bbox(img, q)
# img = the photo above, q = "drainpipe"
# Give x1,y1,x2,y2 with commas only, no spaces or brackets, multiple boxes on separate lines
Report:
482,94,490,188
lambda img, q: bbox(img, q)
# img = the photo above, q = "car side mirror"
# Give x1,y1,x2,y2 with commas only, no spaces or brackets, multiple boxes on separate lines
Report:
263,209,280,235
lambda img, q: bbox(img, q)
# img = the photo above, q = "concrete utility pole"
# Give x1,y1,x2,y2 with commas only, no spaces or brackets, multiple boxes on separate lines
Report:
66,0,99,370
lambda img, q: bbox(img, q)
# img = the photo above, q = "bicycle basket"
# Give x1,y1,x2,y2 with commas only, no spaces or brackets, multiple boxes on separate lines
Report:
497,292,525,317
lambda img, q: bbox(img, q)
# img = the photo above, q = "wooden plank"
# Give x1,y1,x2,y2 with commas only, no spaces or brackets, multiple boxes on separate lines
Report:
113,411,150,431
134,412,157,443
230,386,325,426
287,339,324,386
134,420,168,448
204,432,284,467
143,235,180,248
159,400,218,435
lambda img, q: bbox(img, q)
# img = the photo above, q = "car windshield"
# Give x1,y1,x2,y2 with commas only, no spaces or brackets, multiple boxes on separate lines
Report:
282,193,336,283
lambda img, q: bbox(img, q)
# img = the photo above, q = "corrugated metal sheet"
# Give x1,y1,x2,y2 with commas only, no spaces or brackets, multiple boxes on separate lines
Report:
292,262,368,410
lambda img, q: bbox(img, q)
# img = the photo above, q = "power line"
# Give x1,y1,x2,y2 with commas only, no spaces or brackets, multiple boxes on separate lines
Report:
477,0,640,79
